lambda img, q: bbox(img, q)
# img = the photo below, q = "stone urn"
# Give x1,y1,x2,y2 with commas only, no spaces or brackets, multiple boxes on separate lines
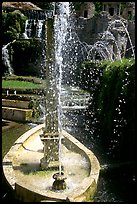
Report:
52,172,67,190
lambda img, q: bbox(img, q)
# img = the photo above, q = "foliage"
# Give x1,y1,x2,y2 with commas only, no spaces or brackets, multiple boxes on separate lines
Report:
120,2,127,15
2,75,44,84
93,2,102,13
32,2,53,10
3,28,18,42
10,38,44,76
80,60,102,90
2,10,27,45
82,58,135,162
2,80,40,89
72,2,84,11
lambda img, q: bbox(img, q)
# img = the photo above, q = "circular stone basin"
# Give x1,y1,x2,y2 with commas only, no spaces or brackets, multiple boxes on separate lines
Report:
3,124,100,202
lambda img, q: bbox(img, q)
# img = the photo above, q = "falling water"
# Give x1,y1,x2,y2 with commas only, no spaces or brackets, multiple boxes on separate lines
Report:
2,3,135,201
23,19,30,38
54,2,71,175
107,19,135,59
37,4,135,180
79,18,135,62
87,40,115,61
23,19,45,39
2,40,16,75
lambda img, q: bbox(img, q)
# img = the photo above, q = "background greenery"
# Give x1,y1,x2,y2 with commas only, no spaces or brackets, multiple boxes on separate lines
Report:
80,58,135,162
2,10,27,45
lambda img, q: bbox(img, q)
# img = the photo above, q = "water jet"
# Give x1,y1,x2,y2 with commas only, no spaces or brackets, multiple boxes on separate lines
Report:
2,2,100,202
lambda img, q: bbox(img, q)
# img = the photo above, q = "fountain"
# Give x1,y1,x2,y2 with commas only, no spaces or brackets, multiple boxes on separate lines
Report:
86,17,135,62
2,40,16,75
2,2,100,202
39,16,61,171
2,2,135,202
52,172,67,190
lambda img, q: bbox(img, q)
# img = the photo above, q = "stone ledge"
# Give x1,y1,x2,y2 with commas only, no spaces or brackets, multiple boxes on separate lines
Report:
2,107,33,122
2,99,30,109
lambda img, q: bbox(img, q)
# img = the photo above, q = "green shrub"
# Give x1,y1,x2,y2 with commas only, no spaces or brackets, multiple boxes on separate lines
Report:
84,58,135,161
11,39,44,76
2,10,27,45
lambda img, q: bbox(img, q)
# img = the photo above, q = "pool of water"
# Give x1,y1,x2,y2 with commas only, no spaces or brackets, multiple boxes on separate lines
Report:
10,139,90,197
2,116,135,202
62,110,136,202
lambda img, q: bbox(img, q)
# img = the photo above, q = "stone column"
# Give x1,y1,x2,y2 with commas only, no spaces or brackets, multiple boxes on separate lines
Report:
40,16,60,170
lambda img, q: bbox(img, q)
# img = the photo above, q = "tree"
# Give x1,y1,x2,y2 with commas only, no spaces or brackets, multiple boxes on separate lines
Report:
93,2,102,13
32,2,53,10
2,10,27,45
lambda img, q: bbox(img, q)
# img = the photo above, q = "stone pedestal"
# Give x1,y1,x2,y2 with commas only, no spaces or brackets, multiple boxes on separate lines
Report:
40,16,61,170
40,131,60,170
52,172,67,190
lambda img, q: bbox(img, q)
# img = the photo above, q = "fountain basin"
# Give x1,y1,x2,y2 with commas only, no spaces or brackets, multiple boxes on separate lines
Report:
2,124,100,202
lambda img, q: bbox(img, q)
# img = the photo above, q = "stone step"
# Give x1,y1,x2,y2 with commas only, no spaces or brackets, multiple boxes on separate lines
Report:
2,99,31,109
2,106,33,122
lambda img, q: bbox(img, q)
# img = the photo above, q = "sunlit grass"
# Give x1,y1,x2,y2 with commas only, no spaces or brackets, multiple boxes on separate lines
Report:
2,80,41,89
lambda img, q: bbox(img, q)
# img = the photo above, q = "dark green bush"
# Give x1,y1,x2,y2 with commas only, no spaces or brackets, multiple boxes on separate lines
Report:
2,10,27,45
79,60,103,91
82,58,135,162
11,39,44,76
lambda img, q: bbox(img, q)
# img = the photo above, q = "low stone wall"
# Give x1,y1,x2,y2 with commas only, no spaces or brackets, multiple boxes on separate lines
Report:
2,99,30,109
2,107,33,122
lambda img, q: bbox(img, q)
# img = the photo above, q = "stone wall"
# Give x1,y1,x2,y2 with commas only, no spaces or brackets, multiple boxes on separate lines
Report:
79,2,95,19
75,12,111,45
2,107,33,122
122,2,135,20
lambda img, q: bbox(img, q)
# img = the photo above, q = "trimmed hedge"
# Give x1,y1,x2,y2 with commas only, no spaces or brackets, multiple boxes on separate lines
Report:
81,58,135,162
